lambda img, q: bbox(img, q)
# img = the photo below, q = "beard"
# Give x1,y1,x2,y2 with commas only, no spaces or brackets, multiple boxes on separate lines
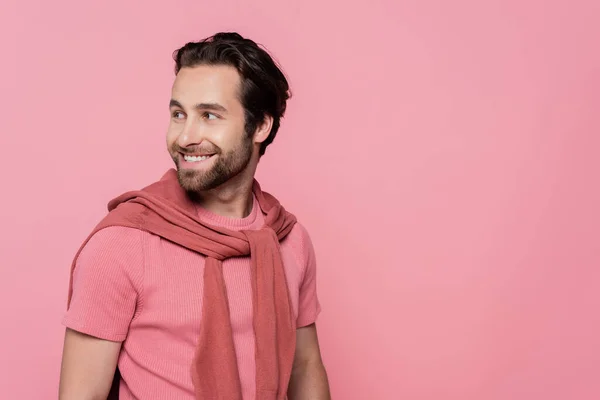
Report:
171,135,253,193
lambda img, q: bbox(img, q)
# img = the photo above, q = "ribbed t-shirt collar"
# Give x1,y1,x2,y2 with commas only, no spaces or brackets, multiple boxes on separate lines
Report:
194,194,264,231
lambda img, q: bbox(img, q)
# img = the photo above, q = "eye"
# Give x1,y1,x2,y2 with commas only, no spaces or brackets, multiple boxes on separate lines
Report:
204,112,218,120
172,111,185,119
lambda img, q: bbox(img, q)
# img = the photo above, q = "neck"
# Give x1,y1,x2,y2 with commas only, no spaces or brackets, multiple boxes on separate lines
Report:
192,161,258,219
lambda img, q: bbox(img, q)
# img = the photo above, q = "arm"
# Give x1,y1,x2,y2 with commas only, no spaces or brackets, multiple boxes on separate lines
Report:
58,328,121,400
287,323,331,400
59,227,144,400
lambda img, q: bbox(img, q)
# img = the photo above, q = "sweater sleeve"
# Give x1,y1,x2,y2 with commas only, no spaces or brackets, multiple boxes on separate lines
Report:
62,226,144,342
296,226,322,328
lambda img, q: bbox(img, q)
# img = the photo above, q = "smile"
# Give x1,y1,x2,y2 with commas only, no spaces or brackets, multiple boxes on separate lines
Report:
182,154,215,163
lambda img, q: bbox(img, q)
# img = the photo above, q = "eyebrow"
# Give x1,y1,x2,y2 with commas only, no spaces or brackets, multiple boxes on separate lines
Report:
169,99,228,113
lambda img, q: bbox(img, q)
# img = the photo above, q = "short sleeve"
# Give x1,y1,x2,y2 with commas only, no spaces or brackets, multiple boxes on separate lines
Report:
62,226,144,342
296,226,322,328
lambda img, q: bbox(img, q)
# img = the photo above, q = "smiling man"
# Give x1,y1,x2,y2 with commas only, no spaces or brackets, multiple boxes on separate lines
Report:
59,32,330,400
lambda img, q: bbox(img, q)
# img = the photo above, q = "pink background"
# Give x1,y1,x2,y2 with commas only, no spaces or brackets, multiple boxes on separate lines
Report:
1,0,599,399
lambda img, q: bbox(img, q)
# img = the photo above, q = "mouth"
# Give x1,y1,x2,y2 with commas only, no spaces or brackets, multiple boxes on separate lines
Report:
179,152,216,166
183,154,213,161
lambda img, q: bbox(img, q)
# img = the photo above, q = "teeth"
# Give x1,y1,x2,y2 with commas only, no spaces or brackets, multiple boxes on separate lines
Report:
184,155,211,162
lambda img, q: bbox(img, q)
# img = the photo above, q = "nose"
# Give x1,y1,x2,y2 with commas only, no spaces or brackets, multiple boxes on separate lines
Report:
176,118,206,148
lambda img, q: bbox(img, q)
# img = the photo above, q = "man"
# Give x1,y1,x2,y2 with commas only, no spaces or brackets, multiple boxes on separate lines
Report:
59,32,330,400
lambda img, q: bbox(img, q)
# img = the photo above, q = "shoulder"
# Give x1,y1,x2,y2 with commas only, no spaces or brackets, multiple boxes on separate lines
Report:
76,226,147,273
286,219,313,247
284,220,317,268
82,225,145,253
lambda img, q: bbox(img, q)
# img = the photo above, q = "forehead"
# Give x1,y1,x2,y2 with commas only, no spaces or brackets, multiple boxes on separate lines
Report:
171,64,242,107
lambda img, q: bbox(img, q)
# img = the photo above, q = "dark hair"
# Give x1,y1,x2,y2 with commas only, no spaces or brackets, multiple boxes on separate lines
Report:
173,32,291,156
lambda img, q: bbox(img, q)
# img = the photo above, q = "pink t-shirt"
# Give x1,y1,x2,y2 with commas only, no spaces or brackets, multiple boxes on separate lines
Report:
63,195,321,400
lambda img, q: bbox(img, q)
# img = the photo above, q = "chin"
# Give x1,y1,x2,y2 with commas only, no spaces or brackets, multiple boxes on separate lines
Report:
176,169,218,192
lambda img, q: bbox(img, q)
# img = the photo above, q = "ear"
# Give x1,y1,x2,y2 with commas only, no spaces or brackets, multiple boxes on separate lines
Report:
252,115,274,145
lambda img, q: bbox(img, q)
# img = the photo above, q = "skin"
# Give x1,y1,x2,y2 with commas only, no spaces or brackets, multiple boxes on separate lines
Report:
59,64,330,399
166,64,264,219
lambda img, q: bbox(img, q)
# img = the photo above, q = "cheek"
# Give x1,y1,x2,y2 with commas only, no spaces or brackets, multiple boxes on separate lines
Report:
166,124,179,147
220,121,247,146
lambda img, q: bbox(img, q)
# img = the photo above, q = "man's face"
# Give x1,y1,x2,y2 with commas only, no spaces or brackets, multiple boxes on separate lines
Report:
167,65,253,192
